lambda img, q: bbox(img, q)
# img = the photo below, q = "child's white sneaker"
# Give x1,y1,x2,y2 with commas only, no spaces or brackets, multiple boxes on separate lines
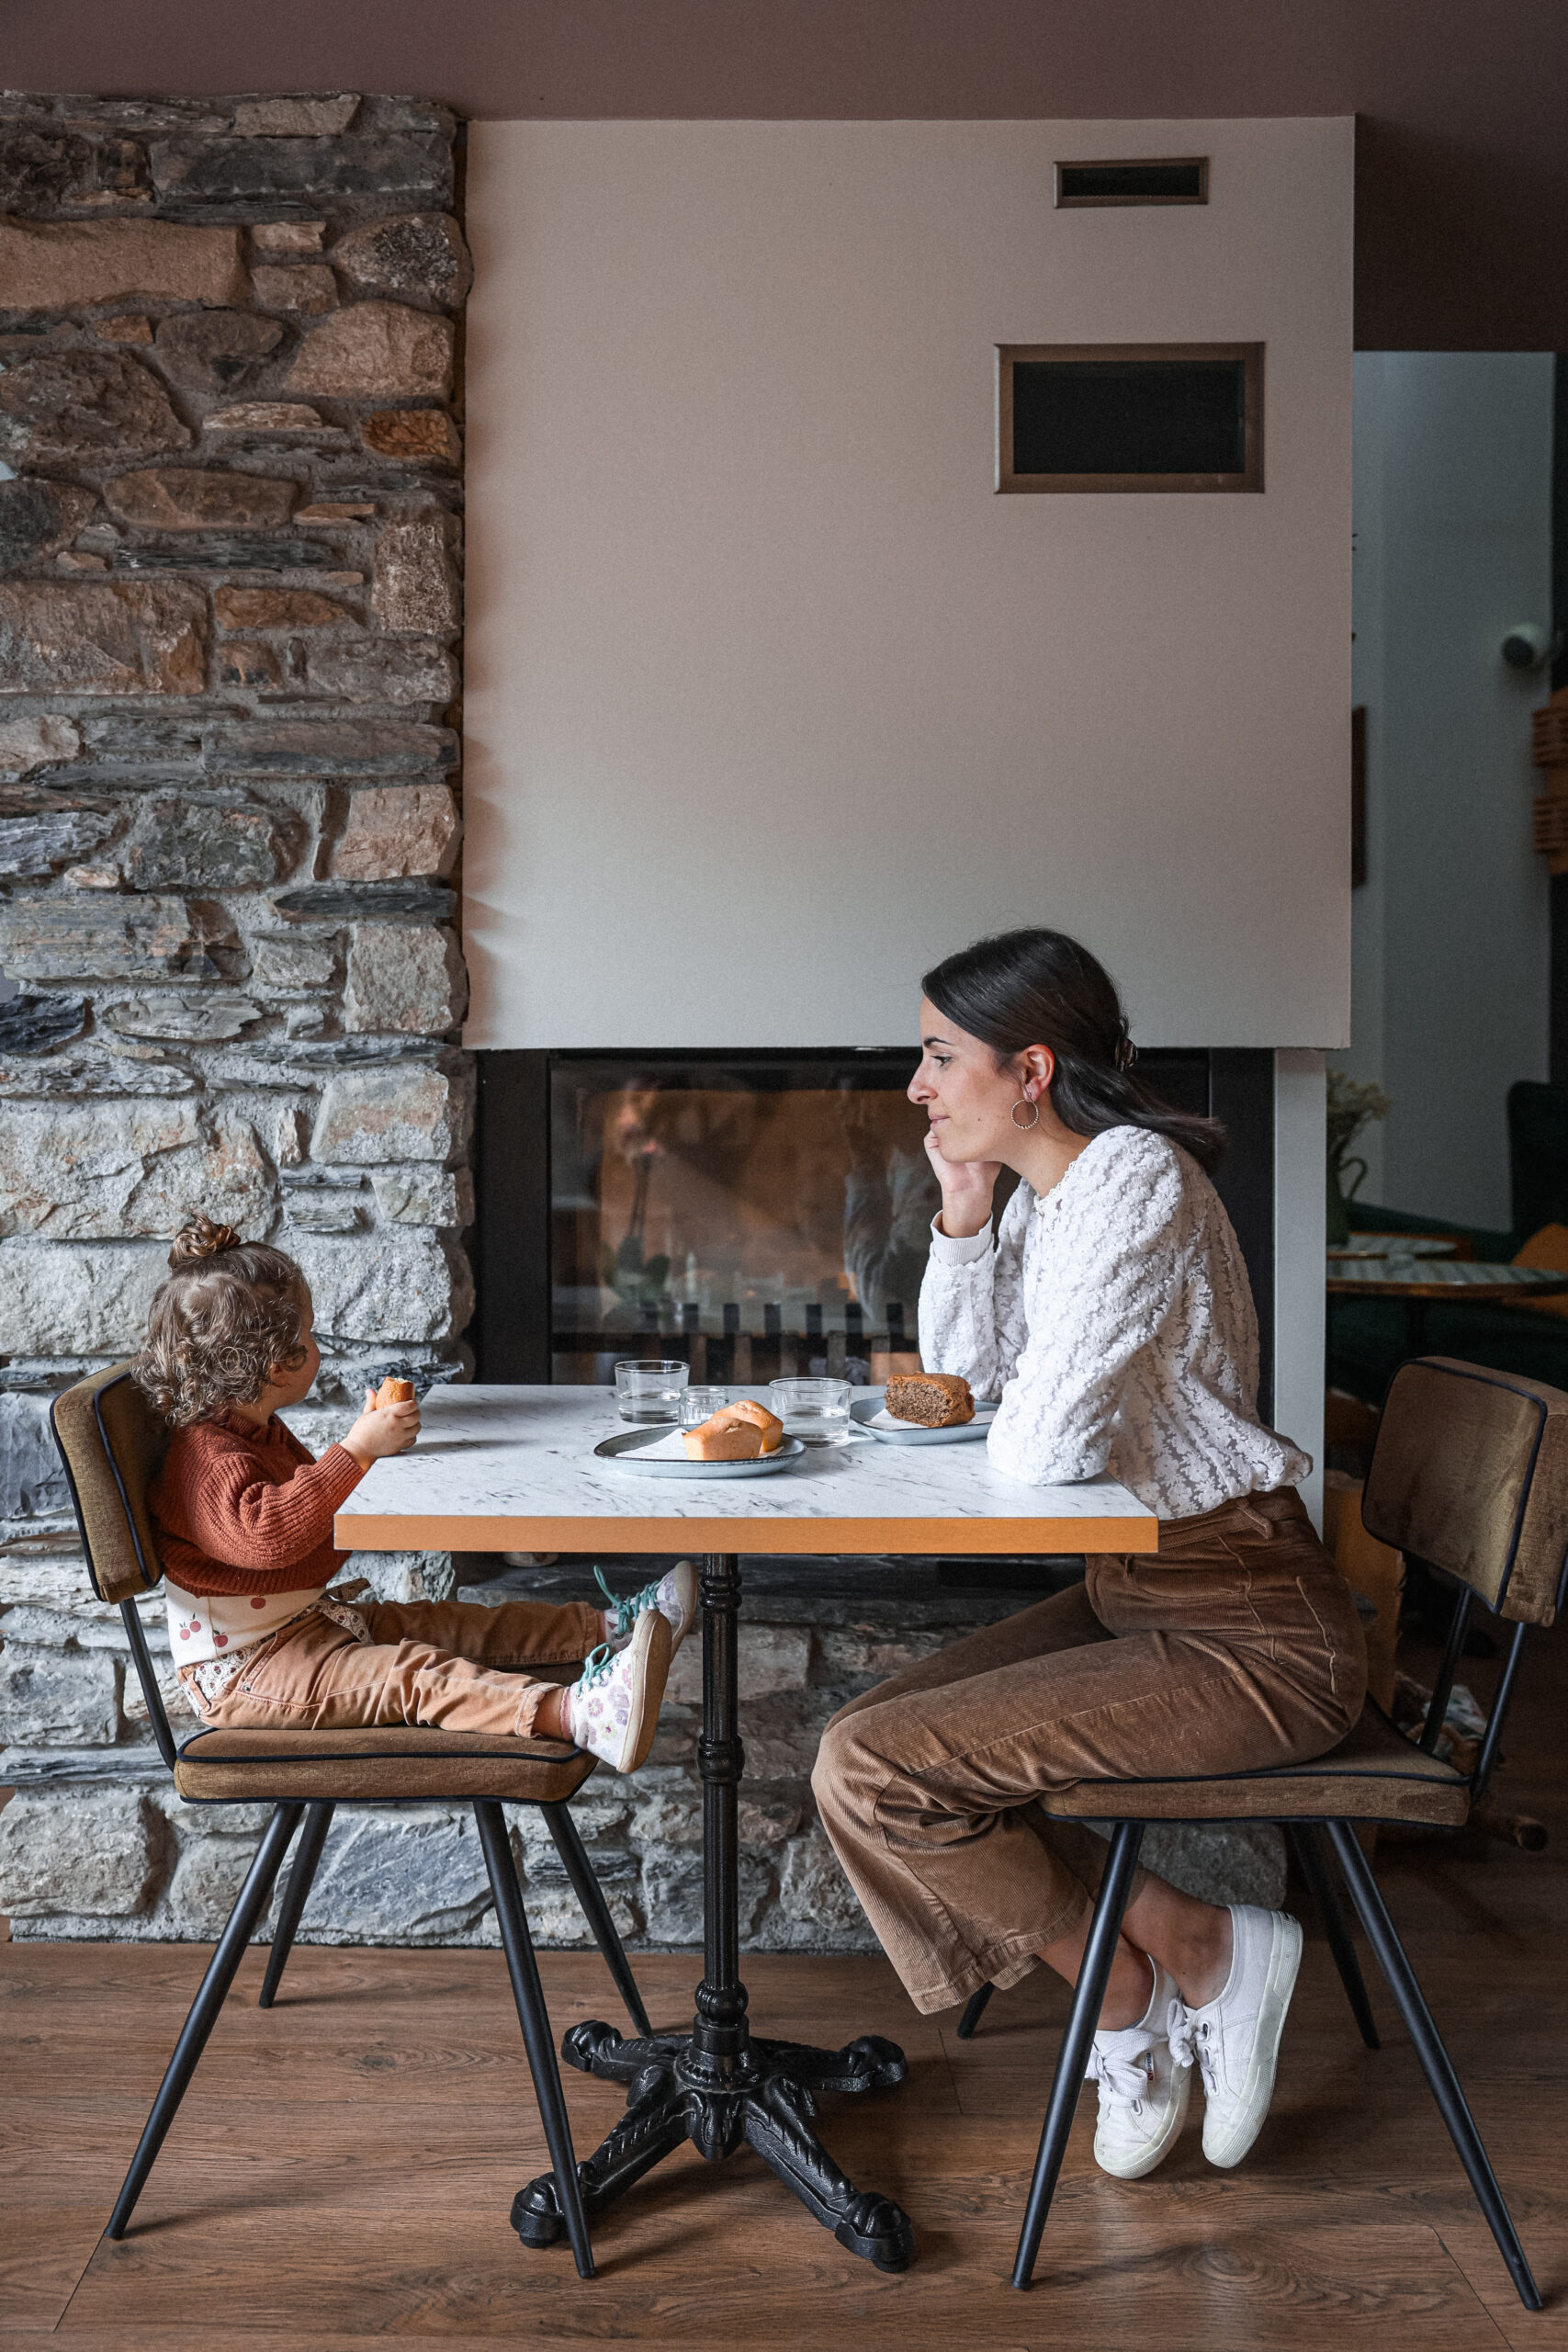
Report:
564,1610,671,1774
1178,1905,1303,2168
1086,1960,1193,2179
597,1561,697,1657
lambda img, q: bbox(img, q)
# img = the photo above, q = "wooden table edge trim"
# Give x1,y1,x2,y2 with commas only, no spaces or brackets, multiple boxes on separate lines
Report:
334,1513,1160,1555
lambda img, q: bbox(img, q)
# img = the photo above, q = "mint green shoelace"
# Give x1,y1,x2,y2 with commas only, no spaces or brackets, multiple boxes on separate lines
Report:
594,1565,661,1643
575,1642,616,1690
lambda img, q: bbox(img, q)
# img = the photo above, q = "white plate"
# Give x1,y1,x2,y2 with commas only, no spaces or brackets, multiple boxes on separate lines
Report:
851,1394,997,1445
592,1428,807,1478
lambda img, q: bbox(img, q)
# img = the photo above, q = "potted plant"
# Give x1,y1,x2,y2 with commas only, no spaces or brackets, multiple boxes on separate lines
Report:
1326,1071,1391,1245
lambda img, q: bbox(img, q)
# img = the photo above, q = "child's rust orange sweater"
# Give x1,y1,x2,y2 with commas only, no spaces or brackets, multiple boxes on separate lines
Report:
150,1410,365,1598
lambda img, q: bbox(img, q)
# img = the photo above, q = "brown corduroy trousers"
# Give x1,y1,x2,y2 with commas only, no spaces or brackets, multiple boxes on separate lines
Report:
812,1488,1367,2016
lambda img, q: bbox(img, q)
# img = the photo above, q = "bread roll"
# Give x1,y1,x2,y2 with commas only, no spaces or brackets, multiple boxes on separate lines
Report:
682,1415,764,1461
714,1398,784,1453
374,1376,415,1409
885,1373,974,1428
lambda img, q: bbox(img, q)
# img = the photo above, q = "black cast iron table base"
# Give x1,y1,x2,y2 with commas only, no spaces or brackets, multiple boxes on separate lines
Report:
512,2022,913,2269
510,1553,913,2272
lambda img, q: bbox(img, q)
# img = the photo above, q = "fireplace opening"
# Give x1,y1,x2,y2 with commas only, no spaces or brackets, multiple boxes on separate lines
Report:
472,1046,1276,1415
549,1050,934,1385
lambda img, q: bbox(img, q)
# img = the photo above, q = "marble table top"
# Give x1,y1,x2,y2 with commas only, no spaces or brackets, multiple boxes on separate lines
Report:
335,1385,1158,1557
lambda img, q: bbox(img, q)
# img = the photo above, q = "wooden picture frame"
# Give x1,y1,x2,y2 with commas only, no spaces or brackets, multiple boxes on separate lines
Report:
996,342,1265,494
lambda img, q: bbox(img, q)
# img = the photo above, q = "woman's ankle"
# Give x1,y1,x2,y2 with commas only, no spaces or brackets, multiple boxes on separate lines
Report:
1097,1947,1156,2031
1173,1905,1233,2008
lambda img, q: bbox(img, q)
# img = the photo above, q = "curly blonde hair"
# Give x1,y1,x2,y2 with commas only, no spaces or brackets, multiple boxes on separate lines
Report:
132,1216,312,1426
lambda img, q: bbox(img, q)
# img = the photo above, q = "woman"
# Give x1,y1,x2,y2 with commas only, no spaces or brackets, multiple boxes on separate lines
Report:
813,929,1365,2183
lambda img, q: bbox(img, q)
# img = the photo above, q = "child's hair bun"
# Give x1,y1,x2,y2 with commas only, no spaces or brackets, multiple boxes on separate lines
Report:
169,1216,242,1270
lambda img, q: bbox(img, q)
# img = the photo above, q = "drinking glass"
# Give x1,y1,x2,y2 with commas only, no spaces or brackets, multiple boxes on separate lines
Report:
615,1360,690,1423
679,1385,732,1429
768,1375,852,1446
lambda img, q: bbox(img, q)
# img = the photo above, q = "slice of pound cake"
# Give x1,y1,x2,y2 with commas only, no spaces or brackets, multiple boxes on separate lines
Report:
885,1373,975,1428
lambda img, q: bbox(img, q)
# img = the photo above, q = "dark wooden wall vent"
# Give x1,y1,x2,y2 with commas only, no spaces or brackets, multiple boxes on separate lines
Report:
1055,158,1209,208
997,343,1263,493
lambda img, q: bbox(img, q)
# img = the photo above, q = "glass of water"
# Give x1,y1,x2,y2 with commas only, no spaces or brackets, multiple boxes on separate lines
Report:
679,1385,732,1429
615,1360,690,1423
769,1375,852,1446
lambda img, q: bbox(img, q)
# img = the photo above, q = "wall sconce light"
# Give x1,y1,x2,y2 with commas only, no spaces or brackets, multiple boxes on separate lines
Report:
1502,623,1552,672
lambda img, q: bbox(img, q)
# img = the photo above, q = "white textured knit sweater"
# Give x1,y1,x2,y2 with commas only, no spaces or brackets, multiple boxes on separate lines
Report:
918,1125,1309,1517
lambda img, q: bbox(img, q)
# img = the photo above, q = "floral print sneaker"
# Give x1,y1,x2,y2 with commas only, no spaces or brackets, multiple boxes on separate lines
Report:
564,1609,672,1774
596,1561,698,1657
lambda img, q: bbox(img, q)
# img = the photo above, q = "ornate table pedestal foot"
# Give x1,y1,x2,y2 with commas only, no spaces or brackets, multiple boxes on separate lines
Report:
510,1553,914,2272
512,2023,914,2270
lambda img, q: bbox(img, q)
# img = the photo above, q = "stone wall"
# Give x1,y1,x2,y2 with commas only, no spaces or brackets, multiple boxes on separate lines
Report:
0,90,476,1933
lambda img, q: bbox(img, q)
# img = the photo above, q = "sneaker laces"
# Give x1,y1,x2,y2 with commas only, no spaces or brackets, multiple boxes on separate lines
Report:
1167,1998,1215,2093
1085,2030,1156,2106
574,1641,617,1690
594,1566,660,1643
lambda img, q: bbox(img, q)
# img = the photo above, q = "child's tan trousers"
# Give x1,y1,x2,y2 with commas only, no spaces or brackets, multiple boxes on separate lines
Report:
180,1594,604,1739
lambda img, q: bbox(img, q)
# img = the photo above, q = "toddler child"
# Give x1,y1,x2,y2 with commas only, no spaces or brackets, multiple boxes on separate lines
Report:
137,1216,694,1773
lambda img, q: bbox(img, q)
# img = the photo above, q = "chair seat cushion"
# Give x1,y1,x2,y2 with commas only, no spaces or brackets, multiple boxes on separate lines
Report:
1035,1701,1468,1828
175,1723,597,1805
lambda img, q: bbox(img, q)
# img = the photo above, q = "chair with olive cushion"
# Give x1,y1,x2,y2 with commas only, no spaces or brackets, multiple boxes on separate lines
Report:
50,1363,652,2281
998,1356,1564,2308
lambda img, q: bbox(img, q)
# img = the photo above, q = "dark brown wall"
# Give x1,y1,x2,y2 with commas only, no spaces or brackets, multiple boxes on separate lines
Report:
8,0,1568,349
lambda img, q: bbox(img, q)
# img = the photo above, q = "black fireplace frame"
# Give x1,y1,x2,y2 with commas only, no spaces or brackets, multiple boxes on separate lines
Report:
469,1046,1276,1421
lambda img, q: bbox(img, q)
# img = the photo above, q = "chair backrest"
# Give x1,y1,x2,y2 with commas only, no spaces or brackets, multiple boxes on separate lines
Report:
51,1363,180,1769
51,1363,171,1605
1363,1356,1568,1627
1508,1080,1568,1248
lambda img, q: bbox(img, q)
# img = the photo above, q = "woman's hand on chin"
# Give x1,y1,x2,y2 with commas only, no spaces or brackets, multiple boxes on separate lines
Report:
924,1125,999,1238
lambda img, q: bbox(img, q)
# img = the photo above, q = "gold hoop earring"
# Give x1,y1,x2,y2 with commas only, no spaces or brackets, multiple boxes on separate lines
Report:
1010,1096,1040,1131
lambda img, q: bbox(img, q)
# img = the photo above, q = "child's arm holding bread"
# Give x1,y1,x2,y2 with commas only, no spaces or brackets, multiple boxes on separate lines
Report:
342,1377,421,1467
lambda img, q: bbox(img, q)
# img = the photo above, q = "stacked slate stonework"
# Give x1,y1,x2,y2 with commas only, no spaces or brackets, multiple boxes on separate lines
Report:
0,90,478,1939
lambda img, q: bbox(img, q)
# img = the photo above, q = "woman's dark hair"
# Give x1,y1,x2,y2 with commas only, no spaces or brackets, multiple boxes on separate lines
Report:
921,929,1227,1174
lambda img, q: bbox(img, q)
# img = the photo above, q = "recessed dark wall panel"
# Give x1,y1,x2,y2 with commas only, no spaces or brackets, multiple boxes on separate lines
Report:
998,343,1263,493
1055,157,1208,206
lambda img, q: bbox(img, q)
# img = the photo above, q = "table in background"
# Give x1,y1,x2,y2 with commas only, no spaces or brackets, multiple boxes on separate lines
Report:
1327,1233,1460,1262
1325,1257,1568,1357
338,1385,1156,2273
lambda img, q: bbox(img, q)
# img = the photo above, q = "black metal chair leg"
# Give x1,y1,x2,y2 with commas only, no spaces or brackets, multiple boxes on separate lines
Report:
1012,1821,1145,2290
956,1983,995,2041
474,1799,594,2280
1325,1822,1541,2311
1285,1823,1379,2050
106,1802,305,2240
258,1801,334,2010
541,1802,653,2038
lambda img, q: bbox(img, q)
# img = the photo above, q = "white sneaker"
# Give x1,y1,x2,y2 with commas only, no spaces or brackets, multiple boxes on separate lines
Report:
563,1611,672,1774
1177,1905,1303,2168
1086,1960,1193,2180
597,1561,698,1657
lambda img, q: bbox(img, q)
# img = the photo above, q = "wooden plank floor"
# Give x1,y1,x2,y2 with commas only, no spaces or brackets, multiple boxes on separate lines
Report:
4,1615,1565,2349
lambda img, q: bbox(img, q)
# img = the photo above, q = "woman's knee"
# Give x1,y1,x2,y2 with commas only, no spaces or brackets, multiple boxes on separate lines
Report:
811,1707,884,1822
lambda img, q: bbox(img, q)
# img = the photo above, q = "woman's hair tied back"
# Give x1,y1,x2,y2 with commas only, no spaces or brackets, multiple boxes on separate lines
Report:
921,927,1224,1173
